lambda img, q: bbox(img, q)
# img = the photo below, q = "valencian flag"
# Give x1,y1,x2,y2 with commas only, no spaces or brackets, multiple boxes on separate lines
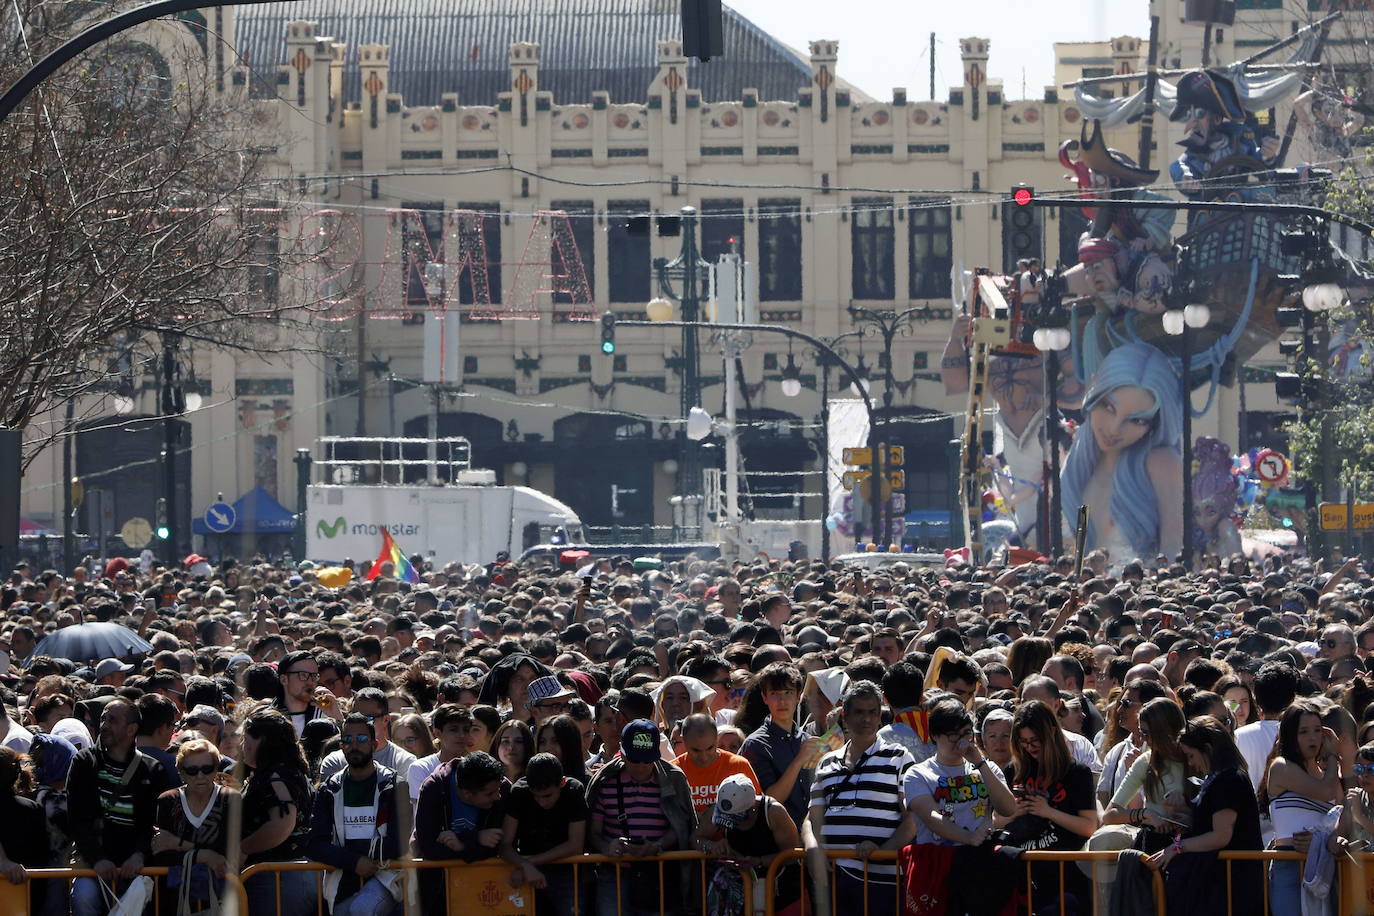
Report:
365,528,421,584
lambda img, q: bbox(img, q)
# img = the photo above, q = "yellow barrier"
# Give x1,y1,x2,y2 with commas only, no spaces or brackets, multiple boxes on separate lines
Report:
4,866,247,915
761,847,1168,916
240,851,754,916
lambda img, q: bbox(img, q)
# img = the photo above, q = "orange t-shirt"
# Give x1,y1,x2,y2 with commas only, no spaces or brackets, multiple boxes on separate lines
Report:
672,750,762,816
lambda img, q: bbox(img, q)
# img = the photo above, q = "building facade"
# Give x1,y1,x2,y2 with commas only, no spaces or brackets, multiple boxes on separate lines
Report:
20,0,1341,556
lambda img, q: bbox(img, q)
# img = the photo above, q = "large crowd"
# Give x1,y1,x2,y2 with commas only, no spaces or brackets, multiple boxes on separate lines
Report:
0,544,1372,916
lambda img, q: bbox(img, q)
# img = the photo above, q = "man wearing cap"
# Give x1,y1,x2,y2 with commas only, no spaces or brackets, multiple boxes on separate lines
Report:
585,719,696,916
692,773,802,916
527,675,577,728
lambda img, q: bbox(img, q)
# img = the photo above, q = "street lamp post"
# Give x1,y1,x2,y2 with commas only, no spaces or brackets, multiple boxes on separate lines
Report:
624,317,879,554
293,448,312,561
159,331,186,561
649,207,711,536
846,305,936,548
1163,302,1211,569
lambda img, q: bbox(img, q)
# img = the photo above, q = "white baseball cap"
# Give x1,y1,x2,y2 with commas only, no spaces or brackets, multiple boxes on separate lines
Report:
711,774,758,828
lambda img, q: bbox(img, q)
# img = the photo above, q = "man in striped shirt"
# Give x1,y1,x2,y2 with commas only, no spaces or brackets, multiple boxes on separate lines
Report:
803,681,917,916
585,719,697,916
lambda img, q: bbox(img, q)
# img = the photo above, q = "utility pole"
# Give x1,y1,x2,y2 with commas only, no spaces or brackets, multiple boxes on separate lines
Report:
160,331,184,562
930,33,936,101
293,448,311,560
62,399,75,572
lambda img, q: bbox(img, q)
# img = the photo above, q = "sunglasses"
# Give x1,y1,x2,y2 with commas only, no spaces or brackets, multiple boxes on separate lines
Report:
1118,698,1136,710
339,734,372,746
180,764,216,777
1322,639,1341,649
1354,763,1374,776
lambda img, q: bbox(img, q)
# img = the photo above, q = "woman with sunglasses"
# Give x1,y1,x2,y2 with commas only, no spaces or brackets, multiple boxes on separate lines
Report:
151,738,238,916
1257,700,1345,916
1097,679,1170,809
1003,701,1099,913
1329,742,1374,855
1101,698,1189,852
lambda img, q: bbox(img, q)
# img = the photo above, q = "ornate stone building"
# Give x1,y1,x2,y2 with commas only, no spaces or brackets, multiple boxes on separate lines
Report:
22,0,1332,552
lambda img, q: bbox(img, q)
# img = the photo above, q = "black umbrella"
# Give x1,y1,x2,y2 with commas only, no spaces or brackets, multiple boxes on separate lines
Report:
28,622,153,665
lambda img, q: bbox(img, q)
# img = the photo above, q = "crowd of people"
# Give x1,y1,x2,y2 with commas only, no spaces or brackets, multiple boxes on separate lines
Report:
0,544,1372,916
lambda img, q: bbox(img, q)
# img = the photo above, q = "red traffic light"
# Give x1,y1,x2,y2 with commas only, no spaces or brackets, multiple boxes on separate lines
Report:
1012,185,1034,206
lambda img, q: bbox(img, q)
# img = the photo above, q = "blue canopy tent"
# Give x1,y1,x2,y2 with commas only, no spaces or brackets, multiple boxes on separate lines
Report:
192,486,297,535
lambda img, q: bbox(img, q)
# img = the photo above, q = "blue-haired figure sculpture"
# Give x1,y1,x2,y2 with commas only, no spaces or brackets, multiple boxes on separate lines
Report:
1060,343,1183,568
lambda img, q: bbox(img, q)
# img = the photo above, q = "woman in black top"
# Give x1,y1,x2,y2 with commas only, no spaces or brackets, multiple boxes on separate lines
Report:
0,748,52,914
238,707,319,916
1148,716,1263,916
1003,701,1099,915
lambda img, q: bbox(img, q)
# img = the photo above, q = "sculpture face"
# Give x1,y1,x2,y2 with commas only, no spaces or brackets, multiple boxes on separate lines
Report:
1181,106,1218,150
1085,256,1120,294
1089,386,1156,456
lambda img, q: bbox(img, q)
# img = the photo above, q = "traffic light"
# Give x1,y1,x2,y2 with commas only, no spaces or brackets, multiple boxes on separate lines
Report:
155,497,169,540
1002,186,1041,273
600,311,616,355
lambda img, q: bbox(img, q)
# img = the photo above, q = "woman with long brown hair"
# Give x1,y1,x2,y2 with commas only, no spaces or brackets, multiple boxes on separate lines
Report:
0,748,51,911
1101,698,1189,852
492,719,535,784
1257,700,1344,916
1003,700,1099,913
1147,716,1262,916
1006,637,1054,689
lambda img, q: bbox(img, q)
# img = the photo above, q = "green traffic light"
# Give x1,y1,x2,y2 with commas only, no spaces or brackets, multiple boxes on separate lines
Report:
601,340,616,354
156,526,170,539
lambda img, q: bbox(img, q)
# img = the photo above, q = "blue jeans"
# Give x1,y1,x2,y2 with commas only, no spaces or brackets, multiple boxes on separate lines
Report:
331,877,400,916
595,864,660,916
1269,859,1302,916
245,867,320,916
538,863,593,916
69,877,107,916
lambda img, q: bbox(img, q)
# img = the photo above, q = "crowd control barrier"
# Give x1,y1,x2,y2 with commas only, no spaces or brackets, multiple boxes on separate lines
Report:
42,847,1374,916
0,866,247,915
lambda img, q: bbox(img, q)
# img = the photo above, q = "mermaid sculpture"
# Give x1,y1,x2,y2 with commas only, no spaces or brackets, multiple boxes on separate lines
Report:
1060,343,1183,567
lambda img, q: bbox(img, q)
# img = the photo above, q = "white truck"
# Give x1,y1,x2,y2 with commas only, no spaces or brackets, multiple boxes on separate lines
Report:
305,437,583,567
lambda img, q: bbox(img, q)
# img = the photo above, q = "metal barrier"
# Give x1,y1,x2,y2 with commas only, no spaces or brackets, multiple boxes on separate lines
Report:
3,866,247,915
240,851,754,916
1218,849,1303,916
761,848,1167,916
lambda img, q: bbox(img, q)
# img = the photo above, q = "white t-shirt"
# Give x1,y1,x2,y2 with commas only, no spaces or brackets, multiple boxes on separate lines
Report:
408,754,444,802
1235,720,1281,791
1066,730,1102,776
904,757,1007,845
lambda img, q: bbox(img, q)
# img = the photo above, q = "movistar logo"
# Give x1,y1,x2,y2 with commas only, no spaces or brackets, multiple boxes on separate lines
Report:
317,517,347,538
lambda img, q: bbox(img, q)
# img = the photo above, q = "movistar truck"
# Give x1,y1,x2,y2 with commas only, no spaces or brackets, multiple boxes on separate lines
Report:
305,437,583,566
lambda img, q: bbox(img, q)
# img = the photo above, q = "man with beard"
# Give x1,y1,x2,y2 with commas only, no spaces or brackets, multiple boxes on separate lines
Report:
65,699,170,916
307,713,408,916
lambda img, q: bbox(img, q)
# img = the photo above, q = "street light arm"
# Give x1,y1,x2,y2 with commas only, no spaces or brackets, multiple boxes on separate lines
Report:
0,0,296,124
619,318,880,424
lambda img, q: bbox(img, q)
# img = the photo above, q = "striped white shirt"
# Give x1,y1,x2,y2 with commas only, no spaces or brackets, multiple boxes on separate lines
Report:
810,736,915,882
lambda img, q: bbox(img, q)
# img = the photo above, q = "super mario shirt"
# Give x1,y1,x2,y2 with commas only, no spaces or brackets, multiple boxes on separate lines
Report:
904,757,1008,845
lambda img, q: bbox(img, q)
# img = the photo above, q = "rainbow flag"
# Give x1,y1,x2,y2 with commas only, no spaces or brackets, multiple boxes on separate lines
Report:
365,528,421,583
